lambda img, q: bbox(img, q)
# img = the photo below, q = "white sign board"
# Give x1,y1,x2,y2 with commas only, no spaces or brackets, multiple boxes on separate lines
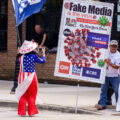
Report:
54,0,114,84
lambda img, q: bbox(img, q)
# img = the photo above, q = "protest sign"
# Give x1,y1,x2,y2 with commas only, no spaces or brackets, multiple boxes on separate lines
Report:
54,0,114,84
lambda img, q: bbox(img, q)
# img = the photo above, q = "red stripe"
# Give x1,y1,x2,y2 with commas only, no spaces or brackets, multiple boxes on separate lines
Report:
22,72,25,82
27,72,30,77
19,75,21,83
19,56,22,83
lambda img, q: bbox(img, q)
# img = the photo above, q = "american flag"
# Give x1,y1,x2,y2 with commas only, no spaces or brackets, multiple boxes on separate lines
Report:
18,55,35,84
18,54,45,84
16,54,45,100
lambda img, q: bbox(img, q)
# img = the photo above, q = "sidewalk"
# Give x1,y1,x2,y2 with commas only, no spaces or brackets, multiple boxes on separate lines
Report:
0,80,119,115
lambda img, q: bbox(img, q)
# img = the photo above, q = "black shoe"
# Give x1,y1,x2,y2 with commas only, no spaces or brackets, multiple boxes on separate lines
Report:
97,106,106,110
10,86,16,94
106,100,112,105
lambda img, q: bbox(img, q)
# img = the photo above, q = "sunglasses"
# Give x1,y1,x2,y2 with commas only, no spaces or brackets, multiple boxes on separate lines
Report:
110,45,118,48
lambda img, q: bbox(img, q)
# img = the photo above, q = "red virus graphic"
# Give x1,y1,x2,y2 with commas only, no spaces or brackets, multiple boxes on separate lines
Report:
64,28,101,68
64,2,70,9
93,15,97,19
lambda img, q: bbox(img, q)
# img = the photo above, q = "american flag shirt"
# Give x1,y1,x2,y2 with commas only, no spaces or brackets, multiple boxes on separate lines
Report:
18,53,46,84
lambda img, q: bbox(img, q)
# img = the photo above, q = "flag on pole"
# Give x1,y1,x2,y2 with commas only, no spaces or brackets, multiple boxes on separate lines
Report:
12,0,46,26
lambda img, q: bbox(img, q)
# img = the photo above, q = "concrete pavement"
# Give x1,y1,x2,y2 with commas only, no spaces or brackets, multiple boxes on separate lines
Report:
0,80,120,118
1,107,120,120
0,80,100,107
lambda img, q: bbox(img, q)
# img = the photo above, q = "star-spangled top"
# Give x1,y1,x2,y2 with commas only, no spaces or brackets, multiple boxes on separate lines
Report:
18,53,46,72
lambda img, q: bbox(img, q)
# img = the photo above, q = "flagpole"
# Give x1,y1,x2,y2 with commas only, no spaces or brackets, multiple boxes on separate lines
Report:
14,14,21,47
16,25,21,47
12,0,21,47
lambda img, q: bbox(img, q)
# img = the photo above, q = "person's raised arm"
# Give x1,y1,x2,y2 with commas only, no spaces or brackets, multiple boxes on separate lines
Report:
34,47,46,64
39,34,47,47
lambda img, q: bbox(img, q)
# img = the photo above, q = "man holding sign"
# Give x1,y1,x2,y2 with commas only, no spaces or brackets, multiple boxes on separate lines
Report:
98,40,120,110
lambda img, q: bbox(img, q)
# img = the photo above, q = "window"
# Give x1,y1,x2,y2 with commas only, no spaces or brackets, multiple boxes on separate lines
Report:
0,0,8,51
44,0,63,12
100,0,118,38
117,0,120,32
26,0,63,49
100,0,120,51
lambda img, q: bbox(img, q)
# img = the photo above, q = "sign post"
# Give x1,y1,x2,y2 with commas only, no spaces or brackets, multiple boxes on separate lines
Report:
75,79,80,114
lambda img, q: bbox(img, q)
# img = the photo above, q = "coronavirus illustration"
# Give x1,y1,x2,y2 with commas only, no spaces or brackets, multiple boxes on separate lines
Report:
98,16,109,26
97,59,105,67
64,28,101,67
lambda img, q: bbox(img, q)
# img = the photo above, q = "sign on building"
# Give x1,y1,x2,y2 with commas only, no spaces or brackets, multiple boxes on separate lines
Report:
54,0,114,84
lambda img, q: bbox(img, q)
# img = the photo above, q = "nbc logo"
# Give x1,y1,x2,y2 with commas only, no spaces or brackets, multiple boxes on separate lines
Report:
66,18,77,27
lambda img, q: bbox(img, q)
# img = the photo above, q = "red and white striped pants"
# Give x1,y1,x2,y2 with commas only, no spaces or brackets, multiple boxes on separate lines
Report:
18,74,39,116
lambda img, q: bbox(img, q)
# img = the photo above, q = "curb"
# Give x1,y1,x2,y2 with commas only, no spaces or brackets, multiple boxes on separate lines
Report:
0,101,100,115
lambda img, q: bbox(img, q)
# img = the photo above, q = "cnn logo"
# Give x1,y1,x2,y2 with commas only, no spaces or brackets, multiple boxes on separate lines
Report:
59,61,70,74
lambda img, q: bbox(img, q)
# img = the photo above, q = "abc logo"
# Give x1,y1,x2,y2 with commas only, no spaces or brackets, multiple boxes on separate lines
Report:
63,29,71,36
59,61,70,74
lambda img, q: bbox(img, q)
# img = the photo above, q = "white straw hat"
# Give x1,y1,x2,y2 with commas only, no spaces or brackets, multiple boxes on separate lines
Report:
110,40,118,46
19,40,38,54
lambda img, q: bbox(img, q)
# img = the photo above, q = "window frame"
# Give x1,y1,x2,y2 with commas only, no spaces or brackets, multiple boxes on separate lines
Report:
0,0,8,52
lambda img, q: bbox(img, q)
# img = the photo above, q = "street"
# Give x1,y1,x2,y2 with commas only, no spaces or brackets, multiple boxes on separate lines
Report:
1,107,120,120
0,80,120,120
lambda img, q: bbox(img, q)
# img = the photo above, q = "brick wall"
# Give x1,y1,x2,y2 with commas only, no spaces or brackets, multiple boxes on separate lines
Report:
0,0,17,79
0,0,101,85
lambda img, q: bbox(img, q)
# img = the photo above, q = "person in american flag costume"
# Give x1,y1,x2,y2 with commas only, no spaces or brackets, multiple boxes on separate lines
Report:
16,40,46,117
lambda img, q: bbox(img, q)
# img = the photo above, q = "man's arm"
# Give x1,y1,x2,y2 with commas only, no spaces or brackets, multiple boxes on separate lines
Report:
104,58,119,69
39,34,47,47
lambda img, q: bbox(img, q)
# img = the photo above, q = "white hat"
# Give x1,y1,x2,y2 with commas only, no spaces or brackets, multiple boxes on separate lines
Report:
110,40,118,46
19,40,38,54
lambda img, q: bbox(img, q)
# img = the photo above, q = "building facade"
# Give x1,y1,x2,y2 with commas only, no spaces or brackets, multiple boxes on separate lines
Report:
0,0,119,83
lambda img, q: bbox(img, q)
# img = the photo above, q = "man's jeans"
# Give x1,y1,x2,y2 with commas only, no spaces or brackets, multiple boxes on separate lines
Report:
99,77,119,107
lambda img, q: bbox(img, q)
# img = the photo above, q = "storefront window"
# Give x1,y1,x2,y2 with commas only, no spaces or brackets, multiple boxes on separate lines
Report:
100,0,120,51
26,0,63,49
0,0,8,51
100,0,118,38
43,0,63,12
117,0,120,32
117,15,120,32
